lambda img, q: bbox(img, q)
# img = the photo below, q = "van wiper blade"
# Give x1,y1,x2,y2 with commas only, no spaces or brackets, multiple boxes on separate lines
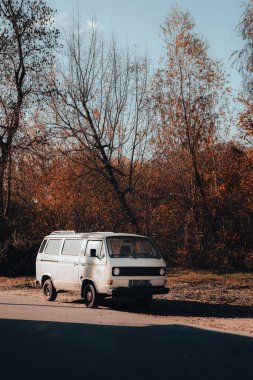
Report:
132,251,137,259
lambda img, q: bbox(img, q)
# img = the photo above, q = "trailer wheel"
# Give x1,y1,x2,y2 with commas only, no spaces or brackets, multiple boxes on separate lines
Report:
43,279,57,301
83,283,98,308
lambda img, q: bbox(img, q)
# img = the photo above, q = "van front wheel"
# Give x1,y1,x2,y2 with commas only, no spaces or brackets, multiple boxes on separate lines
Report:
83,284,98,308
43,279,57,301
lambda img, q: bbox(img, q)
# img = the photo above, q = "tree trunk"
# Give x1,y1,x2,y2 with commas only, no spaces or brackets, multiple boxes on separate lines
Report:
0,156,8,242
191,152,218,243
107,168,141,234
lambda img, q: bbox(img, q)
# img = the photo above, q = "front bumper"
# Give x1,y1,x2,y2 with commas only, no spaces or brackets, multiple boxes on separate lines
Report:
111,286,169,298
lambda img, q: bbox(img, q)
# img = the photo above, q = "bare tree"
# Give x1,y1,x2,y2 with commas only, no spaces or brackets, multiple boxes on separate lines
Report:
50,25,151,232
233,0,253,145
234,0,253,95
0,0,59,240
152,7,229,247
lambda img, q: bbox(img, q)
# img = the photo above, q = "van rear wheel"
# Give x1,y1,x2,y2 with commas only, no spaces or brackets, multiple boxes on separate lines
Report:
83,284,98,308
43,279,57,301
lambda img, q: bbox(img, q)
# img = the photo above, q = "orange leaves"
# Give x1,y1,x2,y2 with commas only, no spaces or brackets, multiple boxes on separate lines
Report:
93,108,100,119
238,98,253,141
175,32,189,54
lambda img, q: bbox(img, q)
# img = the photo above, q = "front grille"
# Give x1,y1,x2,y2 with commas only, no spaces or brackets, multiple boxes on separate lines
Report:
112,267,162,276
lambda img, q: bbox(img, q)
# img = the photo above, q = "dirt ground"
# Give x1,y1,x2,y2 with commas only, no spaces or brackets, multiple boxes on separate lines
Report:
0,269,252,336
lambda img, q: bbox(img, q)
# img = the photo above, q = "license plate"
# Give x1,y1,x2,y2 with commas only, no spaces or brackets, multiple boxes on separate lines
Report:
129,280,151,288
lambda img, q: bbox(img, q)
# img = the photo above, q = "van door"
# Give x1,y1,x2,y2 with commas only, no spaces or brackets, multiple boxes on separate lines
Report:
41,239,63,283
82,240,106,289
56,239,84,291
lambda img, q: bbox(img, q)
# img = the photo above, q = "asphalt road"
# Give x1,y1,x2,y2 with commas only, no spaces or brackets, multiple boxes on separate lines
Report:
0,294,252,380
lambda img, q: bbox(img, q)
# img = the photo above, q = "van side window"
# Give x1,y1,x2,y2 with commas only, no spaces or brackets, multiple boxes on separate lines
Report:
39,239,47,253
44,239,62,255
85,240,103,257
62,239,83,256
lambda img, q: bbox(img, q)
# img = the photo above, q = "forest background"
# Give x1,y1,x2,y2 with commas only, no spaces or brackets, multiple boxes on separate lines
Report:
0,0,252,275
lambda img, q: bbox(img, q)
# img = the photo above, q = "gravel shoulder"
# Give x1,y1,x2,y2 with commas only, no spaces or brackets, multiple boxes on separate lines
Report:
0,269,252,336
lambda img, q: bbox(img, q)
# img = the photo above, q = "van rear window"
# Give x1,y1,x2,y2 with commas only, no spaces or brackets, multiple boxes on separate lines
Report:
44,239,62,255
62,239,83,256
39,239,47,253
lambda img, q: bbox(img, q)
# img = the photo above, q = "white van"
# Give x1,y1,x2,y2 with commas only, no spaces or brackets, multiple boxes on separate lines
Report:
36,231,169,308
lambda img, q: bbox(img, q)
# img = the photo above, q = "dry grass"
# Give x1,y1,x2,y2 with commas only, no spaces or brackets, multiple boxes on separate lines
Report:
168,268,253,286
165,269,253,308
0,276,35,290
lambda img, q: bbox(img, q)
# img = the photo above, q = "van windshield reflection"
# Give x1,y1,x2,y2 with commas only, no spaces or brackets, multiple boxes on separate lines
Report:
107,237,160,259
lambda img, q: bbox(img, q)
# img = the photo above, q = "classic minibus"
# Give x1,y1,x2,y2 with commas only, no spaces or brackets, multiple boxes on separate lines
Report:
36,231,169,308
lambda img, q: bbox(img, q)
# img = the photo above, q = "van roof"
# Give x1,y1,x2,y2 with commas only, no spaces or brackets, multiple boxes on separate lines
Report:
45,231,147,239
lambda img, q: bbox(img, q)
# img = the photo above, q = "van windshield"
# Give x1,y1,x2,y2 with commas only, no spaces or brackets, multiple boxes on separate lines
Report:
107,237,161,259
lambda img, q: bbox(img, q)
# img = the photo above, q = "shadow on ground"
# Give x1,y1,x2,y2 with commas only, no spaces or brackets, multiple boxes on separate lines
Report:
1,296,252,318
0,318,252,380
68,297,253,319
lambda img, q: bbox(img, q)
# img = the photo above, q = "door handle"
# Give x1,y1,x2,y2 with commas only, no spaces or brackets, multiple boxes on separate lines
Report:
74,263,79,266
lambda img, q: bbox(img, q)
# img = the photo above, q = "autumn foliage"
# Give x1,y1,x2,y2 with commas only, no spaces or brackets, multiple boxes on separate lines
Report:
0,1,252,274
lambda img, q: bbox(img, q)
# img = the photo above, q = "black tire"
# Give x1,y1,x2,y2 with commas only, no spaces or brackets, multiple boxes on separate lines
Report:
43,279,57,301
136,295,153,307
83,283,99,308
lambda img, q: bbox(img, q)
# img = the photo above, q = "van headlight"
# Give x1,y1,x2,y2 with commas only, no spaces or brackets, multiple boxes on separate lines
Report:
159,268,166,276
113,267,120,276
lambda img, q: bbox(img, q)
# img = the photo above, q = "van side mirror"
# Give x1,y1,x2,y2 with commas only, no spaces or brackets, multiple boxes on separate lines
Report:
90,249,97,257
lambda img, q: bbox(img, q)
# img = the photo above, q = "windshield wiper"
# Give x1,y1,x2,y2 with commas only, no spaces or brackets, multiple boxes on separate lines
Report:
131,251,137,259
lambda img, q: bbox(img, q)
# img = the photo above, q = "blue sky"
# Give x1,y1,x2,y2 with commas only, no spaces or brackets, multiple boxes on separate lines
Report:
48,0,245,91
